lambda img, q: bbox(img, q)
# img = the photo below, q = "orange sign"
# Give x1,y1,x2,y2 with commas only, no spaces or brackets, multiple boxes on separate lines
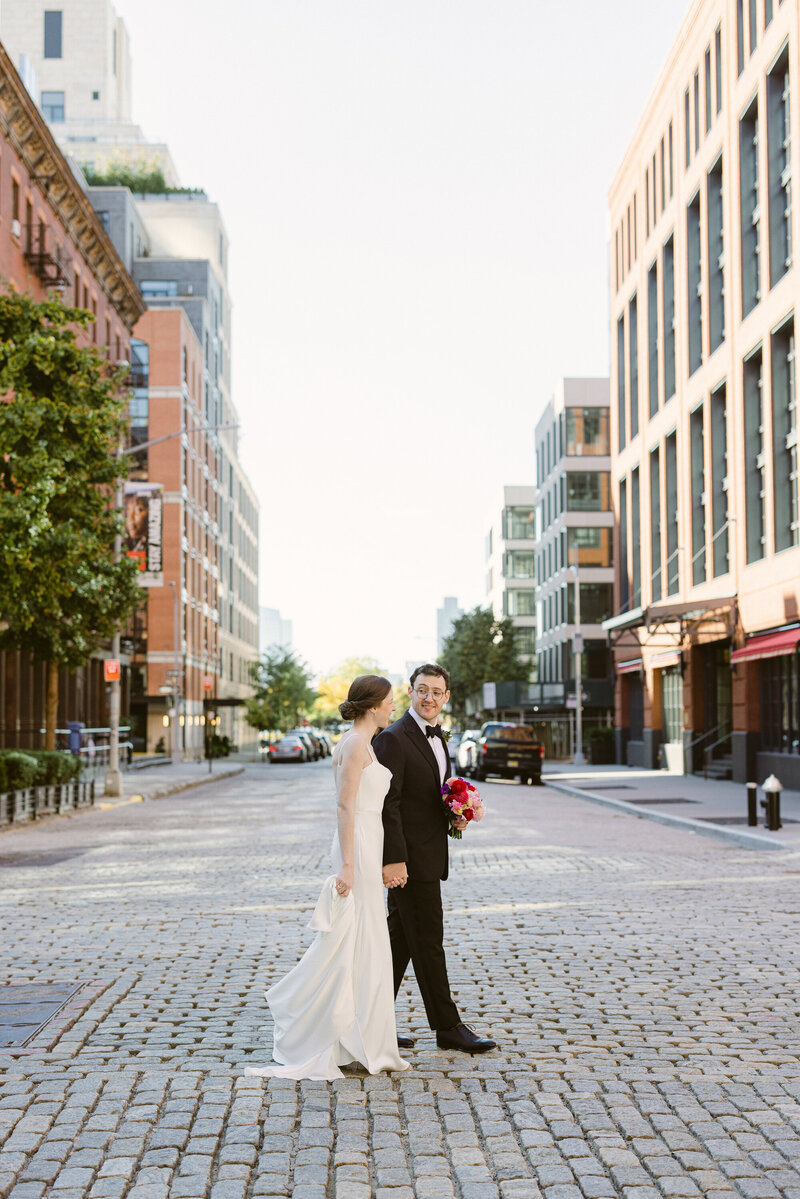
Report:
104,659,121,682
203,675,213,691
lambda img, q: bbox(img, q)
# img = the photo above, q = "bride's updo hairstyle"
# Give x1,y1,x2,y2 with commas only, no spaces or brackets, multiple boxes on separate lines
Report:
339,674,392,721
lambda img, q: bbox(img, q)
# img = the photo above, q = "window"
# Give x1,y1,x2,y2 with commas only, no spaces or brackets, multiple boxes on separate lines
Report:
92,90,100,101
687,192,703,375
765,0,774,25
684,88,691,167
567,527,612,568
646,170,651,238
565,408,608,456
504,550,535,578
660,136,666,212
615,229,619,291
650,447,662,601
566,472,610,512
651,155,657,228
619,477,629,611
504,506,534,539
740,98,761,316
715,26,723,115
705,48,712,134
749,0,758,53
44,10,62,58
669,121,674,197
617,314,626,451
665,431,679,594
662,666,684,743
505,588,535,617
707,157,725,353
772,317,798,552
710,381,730,576
648,261,659,417
694,70,701,153
515,627,535,656
139,279,179,298
663,235,676,400
40,90,64,121
570,583,614,625
629,294,639,439
761,654,800,753
737,0,745,74
690,404,706,585
767,47,792,287
744,346,766,562
11,179,19,223
631,467,641,605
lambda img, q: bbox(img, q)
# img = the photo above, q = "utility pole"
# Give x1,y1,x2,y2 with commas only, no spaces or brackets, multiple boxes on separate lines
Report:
572,551,585,767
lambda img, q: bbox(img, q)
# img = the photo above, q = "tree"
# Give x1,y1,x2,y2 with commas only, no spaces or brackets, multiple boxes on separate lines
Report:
0,291,143,747
245,648,317,733
440,606,527,723
312,656,383,726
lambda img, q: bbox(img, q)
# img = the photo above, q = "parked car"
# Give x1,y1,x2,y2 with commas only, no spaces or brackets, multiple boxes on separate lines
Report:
317,731,334,757
472,722,544,784
446,732,462,762
456,729,482,776
289,729,322,760
269,734,308,763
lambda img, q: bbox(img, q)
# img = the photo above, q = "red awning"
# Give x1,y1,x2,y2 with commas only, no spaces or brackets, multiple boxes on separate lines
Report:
616,658,643,675
731,626,800,664
651,650,681,668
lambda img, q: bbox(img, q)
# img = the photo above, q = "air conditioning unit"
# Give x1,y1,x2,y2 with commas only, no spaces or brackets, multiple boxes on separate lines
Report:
11,219,20,238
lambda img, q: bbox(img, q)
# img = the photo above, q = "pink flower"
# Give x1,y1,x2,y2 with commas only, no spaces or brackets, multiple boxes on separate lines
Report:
472,804,485,822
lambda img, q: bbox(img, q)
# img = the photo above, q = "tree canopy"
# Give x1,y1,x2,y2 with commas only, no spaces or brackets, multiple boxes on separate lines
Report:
245,647,317,733
0,290,143,744
439,606,527,723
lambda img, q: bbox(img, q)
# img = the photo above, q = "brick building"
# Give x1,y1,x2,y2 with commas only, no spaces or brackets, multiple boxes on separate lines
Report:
0,39,145,748
607,0,800,786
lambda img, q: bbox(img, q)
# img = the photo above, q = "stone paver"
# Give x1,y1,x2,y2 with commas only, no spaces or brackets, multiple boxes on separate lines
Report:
2,761,800,1198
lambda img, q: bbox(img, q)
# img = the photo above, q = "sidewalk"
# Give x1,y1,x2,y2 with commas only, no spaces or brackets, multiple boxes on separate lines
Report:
98,760,246,810
543,759,800,850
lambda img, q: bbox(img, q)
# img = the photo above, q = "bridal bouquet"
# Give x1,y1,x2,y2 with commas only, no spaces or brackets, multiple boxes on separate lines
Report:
441,776,485,840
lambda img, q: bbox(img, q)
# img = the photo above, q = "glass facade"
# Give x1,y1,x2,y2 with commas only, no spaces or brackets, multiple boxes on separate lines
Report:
504,550,535,578
762,653,800,753
567,527,612,568
566,472,610,511
504,506,534,539
565,408,609,456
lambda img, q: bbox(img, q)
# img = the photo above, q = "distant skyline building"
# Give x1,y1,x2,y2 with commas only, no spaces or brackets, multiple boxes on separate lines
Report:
436,596,463,656
486,486,536,677
259,608,293,656
0,0,180,183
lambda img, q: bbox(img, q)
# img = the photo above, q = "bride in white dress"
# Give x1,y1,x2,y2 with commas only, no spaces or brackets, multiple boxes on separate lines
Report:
245,674,410,1081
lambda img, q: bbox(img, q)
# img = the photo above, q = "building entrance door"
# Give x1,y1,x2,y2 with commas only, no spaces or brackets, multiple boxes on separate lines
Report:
701,641,732,734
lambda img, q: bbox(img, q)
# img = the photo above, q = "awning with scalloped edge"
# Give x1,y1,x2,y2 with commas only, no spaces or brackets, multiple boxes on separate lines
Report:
730,626,800,664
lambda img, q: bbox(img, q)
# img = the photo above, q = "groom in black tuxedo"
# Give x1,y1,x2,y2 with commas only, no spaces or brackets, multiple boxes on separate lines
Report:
374,663,496,1054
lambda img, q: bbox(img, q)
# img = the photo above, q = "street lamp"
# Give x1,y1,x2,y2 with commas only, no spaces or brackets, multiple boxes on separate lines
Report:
569,552,585,767
103,421,238,797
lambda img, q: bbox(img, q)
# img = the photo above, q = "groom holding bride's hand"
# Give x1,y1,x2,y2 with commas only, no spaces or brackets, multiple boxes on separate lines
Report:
374,663,497,1054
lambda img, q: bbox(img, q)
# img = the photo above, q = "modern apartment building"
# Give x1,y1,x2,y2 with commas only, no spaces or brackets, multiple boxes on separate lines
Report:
0,0,180,183
486,487,537,673
534,379,614,728
436,597,463,657
0,40,146,747
607,0,800,784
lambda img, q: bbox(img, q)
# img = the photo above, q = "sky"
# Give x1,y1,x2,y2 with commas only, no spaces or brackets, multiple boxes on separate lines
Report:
113,0,689,678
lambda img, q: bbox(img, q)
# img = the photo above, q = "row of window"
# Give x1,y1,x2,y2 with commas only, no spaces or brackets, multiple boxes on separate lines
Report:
683,26,723,174
737,0,782,78
536,527,613,594
616,42,792,449
536,640,611,687
617,311,798,609
536,584,615,641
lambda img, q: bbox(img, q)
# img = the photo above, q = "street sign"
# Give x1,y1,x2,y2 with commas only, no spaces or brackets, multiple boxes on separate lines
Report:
104,659,120,682
158,685,173,695
203,675,213,691
566,696,577,709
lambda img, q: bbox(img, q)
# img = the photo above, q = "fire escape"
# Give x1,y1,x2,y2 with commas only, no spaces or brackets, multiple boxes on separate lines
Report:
24,223,71,290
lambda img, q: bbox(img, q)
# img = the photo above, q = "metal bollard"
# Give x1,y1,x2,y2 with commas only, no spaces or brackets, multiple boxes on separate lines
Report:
746,782,758,826
761,774,783,831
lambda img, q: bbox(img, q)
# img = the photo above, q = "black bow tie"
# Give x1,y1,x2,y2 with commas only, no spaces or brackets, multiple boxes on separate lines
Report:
425,725,444,741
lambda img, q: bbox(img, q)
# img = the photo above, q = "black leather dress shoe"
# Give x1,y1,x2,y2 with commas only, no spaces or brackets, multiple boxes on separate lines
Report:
396,1033,415,1049
436,1023,496,1054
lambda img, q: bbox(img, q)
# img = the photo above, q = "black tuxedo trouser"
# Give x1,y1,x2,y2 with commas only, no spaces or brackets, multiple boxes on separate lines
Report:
387,879,459,1031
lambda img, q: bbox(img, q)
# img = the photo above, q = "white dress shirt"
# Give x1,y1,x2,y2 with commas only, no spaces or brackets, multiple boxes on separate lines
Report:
408,704,447,784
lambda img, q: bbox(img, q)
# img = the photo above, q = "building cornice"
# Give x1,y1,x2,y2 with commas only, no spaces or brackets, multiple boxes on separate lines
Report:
0,42,146,331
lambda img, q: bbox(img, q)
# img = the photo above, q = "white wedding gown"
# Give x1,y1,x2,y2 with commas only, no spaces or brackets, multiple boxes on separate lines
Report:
244,740,409,1080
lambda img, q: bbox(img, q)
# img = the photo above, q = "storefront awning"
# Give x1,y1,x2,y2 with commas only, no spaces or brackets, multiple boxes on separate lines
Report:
650,650,681,668
730,626,800,664
616,658,643,675
602,606,645,633
646,594,736,624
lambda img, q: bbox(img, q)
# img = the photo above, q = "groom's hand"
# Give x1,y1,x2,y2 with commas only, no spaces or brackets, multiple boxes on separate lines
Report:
383,862,408,889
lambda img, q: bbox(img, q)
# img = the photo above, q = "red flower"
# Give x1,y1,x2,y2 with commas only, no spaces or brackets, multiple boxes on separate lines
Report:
463,808,474,821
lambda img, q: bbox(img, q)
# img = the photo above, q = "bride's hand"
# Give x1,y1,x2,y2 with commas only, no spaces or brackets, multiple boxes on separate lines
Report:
335,865,354,898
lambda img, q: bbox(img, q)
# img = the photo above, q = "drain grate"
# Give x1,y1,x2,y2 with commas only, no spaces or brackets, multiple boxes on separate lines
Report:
694,815,799,826
0,983,83,1049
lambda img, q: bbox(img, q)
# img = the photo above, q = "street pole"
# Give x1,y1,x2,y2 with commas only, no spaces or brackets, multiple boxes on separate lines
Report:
572,553,585,767
104,475,124,797
169,580,181,765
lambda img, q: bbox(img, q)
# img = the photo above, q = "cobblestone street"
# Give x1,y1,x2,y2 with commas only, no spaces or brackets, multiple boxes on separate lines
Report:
2,762,800,1199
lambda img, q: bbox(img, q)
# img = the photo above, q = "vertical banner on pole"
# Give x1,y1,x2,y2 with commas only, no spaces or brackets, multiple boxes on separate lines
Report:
124,482,164,587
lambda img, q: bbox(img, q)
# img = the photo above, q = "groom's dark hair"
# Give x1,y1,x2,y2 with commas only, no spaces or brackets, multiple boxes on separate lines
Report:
409,663,450,690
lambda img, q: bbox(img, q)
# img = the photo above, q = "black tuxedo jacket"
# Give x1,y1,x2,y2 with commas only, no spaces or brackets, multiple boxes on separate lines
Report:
374,711,452,882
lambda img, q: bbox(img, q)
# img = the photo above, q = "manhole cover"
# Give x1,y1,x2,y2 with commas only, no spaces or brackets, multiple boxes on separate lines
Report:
0,983,83,1048
627,798,699,805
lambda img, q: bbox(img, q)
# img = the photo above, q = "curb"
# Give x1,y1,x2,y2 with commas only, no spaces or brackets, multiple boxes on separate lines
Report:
545,778,790,852
123,766,245,805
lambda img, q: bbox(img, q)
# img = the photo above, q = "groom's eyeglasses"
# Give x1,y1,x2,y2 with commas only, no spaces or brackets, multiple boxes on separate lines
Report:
413,686,446,700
